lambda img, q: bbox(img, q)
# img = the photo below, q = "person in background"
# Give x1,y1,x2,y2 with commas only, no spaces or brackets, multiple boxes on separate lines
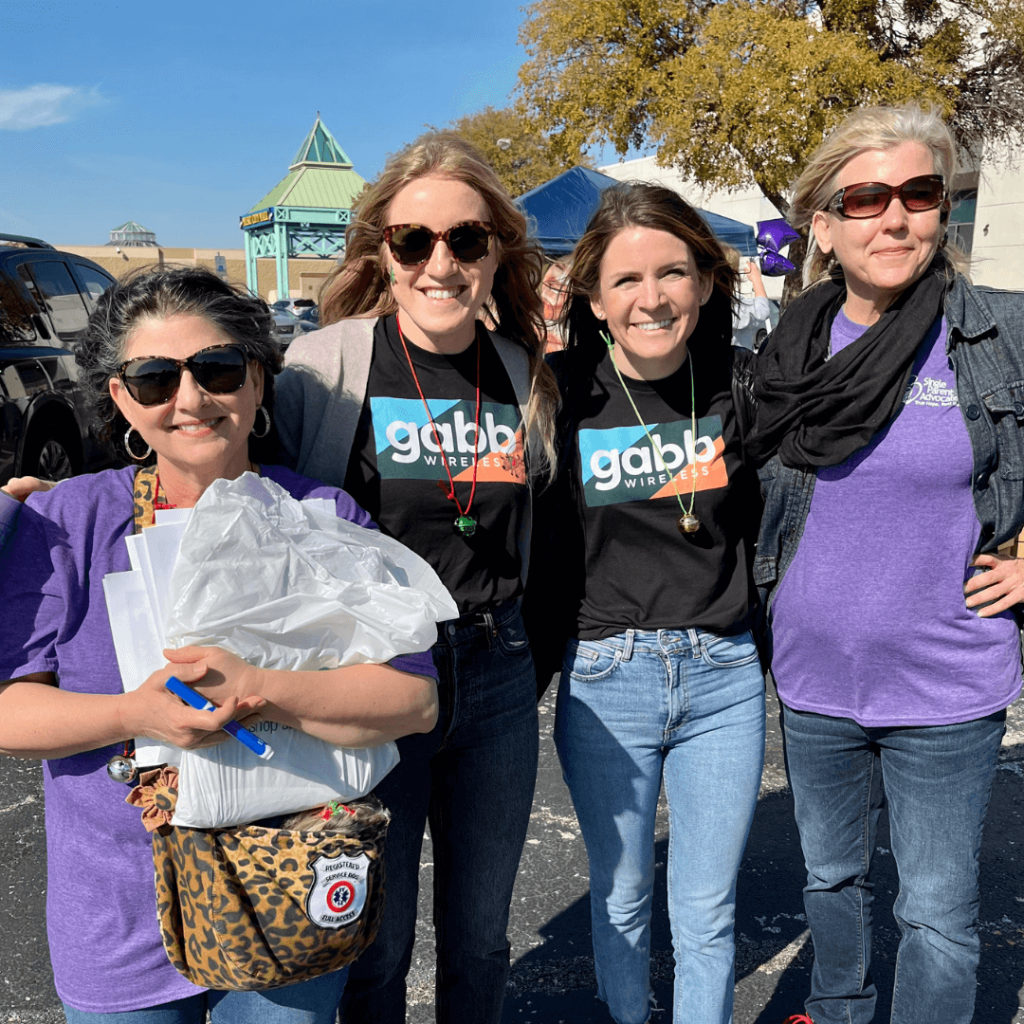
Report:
744,103,1024,1024
726,247,772,351
540,259,571,352
534,181,765,1024
0,267,438,1024
273,132,559,1024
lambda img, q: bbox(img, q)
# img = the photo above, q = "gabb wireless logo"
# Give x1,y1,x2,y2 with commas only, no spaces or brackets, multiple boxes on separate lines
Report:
370,396,526,483
578,415,727,507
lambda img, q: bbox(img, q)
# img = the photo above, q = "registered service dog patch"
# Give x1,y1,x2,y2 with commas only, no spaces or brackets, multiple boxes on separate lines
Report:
305,851,370,928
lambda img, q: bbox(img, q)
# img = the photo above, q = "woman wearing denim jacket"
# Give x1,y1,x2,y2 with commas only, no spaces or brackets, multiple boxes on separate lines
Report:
744,104,1024,1024
535,182,765,1024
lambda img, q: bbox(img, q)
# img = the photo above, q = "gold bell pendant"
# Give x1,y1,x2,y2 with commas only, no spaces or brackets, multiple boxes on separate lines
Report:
677,514,700,535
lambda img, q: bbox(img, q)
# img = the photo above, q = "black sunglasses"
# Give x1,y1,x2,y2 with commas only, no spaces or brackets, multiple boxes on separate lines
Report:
824,174,946,219
117,343,249,407
383,221,494,266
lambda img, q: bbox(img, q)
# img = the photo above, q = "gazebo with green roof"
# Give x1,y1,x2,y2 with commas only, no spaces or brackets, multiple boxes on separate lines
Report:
240,116,366,298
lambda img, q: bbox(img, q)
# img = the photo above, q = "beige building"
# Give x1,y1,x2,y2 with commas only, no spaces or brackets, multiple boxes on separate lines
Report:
52,244,335,304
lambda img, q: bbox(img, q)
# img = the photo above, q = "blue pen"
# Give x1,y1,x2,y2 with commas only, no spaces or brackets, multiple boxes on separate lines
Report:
164,675,274,760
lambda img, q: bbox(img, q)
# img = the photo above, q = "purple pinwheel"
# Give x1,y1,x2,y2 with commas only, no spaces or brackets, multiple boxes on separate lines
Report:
760,249,797,276
756,218,801,252
756,217,801,276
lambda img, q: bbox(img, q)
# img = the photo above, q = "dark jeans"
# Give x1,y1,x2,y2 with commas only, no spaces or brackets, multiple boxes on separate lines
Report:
340,600,539,1024
781,704,1006,1024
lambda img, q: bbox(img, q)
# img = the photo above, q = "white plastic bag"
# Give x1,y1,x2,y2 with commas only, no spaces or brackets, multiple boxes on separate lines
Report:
159,474,457,828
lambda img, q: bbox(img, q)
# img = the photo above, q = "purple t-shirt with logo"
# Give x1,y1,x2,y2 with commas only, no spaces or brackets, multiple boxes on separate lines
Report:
771,310,1022,726
0,464,435,1012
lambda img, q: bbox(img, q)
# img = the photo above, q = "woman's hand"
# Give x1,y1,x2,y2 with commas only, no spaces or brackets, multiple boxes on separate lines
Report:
120,657,266,750
162,646,265,707
964,553,1024,616
1,476,54,502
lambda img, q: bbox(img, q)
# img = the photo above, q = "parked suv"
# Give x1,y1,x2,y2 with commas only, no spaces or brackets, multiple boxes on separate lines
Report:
0,234,116,484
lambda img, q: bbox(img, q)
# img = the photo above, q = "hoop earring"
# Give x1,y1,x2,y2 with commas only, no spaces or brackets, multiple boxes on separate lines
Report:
250,405,271,439
124,426,152,462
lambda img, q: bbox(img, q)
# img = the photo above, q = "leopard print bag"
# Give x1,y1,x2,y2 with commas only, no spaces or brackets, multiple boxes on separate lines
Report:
151,793,389,991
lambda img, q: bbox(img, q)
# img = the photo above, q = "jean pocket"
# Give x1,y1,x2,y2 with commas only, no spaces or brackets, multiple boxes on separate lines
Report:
564,638,621,682
495,614,531,657
700,632,760,669
982,386,1024,480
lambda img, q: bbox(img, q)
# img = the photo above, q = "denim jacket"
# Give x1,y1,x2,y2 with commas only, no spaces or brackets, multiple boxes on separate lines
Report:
755,274,1024,615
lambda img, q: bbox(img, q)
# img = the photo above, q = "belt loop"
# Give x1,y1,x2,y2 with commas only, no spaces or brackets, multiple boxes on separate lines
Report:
621,630,634,662
482,610,496,650
686,627,701,659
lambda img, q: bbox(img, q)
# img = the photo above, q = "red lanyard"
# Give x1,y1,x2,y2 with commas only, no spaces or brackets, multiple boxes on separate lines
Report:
395,315,482,537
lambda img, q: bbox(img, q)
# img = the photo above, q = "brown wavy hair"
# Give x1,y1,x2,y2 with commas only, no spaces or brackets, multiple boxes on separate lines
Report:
319,131,557,479
557,182,737,420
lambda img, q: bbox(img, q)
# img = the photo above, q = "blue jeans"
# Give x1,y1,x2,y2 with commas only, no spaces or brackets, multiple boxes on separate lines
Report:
555,628,766,1024
781,704,1007,1024
61,966,348,1023
340,600,539,1024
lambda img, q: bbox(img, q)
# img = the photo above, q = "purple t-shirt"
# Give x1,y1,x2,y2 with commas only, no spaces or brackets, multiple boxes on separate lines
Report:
771,310,1022,726
0,464,435,1012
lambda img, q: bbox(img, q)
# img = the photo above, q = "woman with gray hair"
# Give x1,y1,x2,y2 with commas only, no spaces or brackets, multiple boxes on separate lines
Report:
0,266,438,1023
743,105,1024,1024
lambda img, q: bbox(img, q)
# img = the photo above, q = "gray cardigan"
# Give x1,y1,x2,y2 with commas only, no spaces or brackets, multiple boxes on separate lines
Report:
275,317,536,589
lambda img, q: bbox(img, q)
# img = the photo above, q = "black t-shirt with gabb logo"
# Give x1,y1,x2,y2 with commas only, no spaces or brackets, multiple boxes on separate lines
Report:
572,344,757,639
344,316,527,615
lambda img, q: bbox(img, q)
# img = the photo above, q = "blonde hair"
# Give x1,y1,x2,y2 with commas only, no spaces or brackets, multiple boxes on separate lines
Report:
319,131,557,480
790,103,969,286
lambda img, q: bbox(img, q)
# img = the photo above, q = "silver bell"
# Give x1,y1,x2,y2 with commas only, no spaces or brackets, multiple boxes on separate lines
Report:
106,754,138,784
678,514,701,534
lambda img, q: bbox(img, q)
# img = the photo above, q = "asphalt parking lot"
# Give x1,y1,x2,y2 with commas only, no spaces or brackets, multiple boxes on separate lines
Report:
2,678,1022,1024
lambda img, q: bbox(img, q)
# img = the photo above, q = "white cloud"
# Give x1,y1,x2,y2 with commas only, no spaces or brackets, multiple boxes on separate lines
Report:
0,84,104,131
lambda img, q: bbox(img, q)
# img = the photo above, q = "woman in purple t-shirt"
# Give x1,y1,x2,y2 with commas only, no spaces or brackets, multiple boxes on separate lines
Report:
0,268,439,1023
745,105,1024,1024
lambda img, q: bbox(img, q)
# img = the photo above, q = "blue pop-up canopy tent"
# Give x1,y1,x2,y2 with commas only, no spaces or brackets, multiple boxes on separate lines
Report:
515,166,757,258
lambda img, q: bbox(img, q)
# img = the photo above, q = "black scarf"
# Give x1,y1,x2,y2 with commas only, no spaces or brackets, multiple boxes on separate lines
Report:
744,256,950,468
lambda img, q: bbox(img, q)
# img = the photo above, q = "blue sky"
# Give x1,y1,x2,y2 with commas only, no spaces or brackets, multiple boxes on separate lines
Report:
0,0,547,250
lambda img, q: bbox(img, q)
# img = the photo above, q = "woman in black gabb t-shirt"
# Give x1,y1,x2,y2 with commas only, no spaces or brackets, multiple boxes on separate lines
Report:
537,183,765,1024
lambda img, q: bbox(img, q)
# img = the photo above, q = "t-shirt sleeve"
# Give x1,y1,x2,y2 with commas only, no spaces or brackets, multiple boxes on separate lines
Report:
332,488,376,531
387,651,438,680
0,491,20,556
0,501,71,680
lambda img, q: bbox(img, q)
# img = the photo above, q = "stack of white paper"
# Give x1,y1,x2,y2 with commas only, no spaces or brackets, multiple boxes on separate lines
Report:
101,473,456,827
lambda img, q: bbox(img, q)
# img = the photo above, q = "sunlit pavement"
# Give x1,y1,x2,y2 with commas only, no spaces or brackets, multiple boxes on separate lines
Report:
2,680,1021,1024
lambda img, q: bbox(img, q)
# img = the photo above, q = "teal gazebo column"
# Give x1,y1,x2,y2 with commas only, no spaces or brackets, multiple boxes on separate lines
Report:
244,233,259,295
274,220,290,300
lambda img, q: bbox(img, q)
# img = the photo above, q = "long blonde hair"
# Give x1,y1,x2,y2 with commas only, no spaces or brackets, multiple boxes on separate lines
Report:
790,103,969,286
319,131,557,480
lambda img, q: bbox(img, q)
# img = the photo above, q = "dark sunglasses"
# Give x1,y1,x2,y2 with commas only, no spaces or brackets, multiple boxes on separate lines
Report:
383,221,494,266
824,174,946,219
117,343,249,407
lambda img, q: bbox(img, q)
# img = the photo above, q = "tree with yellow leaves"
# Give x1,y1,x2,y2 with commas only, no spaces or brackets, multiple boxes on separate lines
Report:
518,0,1024,217
441,104,593,198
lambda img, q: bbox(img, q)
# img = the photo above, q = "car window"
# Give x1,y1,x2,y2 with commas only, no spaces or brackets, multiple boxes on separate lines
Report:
73,261,114,305
0,274,39,344
18,261,90,339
